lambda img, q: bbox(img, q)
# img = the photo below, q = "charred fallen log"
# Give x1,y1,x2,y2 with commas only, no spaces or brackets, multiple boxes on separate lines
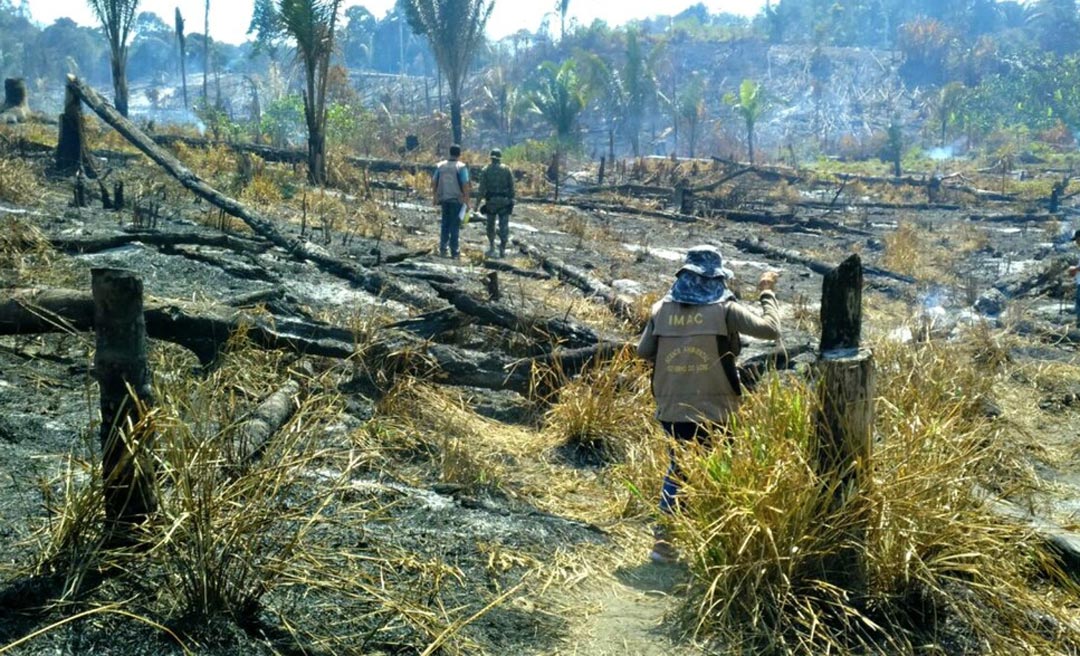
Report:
734,237,915,285
512,237,640,326
0,288,611,395
235,380,301,464
50,230,270,256
159,244,279,283
429,281,601,349
482,260,552,280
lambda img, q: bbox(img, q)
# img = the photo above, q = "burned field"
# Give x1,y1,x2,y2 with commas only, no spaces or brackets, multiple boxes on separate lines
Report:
3,103,1080,655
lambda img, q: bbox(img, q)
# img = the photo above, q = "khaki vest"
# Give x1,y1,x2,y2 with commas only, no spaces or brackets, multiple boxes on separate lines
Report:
650,301,740,423
436,160,466,202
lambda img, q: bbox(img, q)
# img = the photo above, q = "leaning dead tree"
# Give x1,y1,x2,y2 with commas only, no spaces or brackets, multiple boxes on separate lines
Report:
64,75,434,309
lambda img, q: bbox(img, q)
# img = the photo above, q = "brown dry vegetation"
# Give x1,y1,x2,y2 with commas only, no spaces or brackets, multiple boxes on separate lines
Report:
2,114,1080,656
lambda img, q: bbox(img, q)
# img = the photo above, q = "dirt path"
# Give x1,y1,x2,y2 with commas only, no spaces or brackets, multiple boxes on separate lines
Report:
559,560,702,656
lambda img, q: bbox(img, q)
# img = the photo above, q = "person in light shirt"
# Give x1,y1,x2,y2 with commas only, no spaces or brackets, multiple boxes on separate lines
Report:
636,245,782,563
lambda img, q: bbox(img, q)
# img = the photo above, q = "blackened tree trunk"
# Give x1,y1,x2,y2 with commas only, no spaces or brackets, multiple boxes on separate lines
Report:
92,268,157,538
307,119,326,186
111,54,129,118
203,0,210,105
450,97,462,146
819,254,863,352
55,84,96,177
814,254,873,591
175,8,188,109
3,78,26,107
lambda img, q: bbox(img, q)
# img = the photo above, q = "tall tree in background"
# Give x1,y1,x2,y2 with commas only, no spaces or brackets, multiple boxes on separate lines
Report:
87,0,139,117
623,28,652,157
528,59,585,200
280,0,342,185
580,52,626,163
556,0,570,41
175,8,188,109
724,79,766,165
1028,0,1080,55
203,0,210,104
399,0,494,145
678,73,706,158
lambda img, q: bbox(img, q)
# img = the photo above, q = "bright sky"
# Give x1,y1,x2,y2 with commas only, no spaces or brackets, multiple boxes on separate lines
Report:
27,0,768,44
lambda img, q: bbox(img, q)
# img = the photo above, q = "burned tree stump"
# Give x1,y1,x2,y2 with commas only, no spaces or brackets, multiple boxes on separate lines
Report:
92,268,157,538
672,178,694,215
55,83,96,177
73,170,88,208
113,181,124,211
0,78,30,123
814,254,874,590
485,271,500,301
819,254,863,352
4,78,26,106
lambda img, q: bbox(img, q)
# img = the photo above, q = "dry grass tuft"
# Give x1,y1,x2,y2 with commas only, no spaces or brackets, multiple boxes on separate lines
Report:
13,345,482,653
0,215,83,288
372,379,514,493
0,155,43,204
667,341,1078,654
540,346,657,466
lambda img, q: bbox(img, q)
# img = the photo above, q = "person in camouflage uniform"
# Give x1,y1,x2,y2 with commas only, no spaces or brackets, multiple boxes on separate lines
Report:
477,148,516,258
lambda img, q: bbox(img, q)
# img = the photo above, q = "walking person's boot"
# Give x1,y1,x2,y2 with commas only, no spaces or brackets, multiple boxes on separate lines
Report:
650,524,678,564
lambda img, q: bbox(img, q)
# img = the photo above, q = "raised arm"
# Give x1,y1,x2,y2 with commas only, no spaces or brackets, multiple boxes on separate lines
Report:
727,271,781,340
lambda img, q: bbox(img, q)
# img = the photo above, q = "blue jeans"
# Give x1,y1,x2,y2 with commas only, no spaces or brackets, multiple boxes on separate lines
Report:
440,201,462,257
659,421,718,515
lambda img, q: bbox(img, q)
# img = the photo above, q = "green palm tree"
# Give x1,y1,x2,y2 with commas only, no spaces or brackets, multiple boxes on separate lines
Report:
724,79,767,165
580,28,656,159
678,75,706,158
529,60,586,200
580,52,625,163
399,0,494,145
86,0,140,117
480,64,525,143
279,0,342,185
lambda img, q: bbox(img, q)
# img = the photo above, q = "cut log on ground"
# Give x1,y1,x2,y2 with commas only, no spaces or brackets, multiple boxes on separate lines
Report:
482,260,552,280
50,231,270,256
429,281,601,349
160,244,280,283
734,237,915,285
512,237,640,326
65,75,438,312
0,288,610,395
981,490,1080,581
236,380,301,464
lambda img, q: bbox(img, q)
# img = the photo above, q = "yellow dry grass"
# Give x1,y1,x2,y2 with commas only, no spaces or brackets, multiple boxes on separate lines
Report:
0,155,43,205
